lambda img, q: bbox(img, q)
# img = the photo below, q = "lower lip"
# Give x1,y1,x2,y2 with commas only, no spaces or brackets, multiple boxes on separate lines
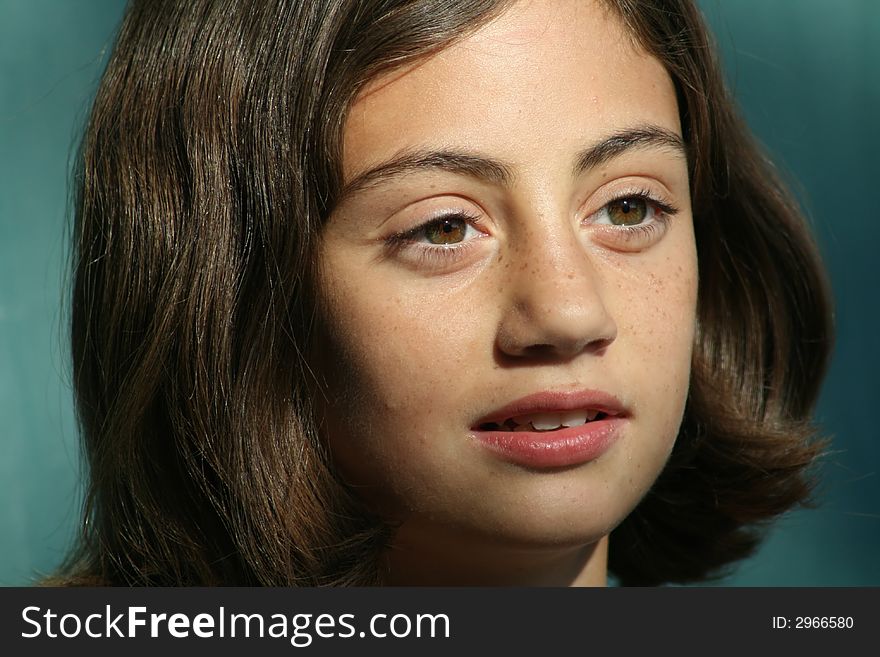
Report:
471,417,625,469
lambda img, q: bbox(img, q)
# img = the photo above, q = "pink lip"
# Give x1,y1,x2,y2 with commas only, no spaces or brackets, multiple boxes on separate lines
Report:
473,389,627,427
470,389,628,469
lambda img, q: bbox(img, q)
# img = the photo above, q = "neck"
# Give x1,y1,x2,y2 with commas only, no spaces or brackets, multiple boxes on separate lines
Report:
382,525,608,586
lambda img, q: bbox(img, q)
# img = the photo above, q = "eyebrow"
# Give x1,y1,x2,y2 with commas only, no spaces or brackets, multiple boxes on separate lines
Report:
338,124,686,201
573,125,686,174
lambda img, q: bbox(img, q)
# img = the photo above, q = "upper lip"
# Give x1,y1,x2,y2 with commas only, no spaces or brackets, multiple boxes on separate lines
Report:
471,389,628,429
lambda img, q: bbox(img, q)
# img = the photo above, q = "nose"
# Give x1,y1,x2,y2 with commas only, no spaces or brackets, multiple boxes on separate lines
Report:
496,222,617,361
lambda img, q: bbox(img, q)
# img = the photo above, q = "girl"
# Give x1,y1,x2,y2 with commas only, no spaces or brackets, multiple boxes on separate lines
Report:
57,0,832,586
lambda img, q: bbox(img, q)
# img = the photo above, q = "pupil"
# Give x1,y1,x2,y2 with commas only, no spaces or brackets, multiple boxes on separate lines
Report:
426,217,466,244
609,197,647,226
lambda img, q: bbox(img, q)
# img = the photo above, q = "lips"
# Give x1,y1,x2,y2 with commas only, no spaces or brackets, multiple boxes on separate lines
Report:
473,389,626,429
470,389,627,468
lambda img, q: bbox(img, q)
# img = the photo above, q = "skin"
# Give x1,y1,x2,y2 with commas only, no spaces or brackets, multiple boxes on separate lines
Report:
316,0,698,586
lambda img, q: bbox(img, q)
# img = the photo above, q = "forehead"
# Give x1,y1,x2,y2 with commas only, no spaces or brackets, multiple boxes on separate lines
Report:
343,0,680,181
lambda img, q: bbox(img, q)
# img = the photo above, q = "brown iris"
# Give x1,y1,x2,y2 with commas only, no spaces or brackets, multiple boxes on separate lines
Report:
425,217,467,245
607,197,648,226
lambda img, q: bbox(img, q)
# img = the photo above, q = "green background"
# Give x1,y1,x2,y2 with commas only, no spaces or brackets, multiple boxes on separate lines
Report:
1,0,878,585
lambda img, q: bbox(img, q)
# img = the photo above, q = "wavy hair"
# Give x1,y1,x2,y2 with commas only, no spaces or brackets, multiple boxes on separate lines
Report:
54,0,832,586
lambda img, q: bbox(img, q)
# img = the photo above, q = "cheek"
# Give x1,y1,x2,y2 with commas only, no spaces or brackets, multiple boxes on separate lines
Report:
626,264,697,374
323,288,474,402
315,265,482,494
614,250,698,460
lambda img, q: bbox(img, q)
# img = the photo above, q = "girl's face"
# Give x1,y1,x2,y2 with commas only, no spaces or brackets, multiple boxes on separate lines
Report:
317,0,697,579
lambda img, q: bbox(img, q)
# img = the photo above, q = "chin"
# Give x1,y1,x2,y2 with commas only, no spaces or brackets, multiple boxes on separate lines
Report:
398,468,649,553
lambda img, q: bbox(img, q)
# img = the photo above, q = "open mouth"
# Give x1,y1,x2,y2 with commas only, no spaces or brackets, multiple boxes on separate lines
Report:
477,410,610,432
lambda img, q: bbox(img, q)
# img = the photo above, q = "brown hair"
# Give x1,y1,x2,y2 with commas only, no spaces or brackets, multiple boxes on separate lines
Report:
56,0,832,586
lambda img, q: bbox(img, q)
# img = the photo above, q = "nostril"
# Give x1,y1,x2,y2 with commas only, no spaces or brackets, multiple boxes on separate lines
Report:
588,336,614,354
494,293,617,360
520,335,611,359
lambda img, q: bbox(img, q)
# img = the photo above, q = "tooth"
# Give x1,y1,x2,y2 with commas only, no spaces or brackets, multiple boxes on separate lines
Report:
560,410,588,427
528,413,563,431
585,410,599,422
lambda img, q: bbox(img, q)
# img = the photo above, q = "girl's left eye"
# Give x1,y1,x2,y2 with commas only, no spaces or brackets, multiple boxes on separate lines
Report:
593,194,674,227
586,191,679,251
602,196,650,226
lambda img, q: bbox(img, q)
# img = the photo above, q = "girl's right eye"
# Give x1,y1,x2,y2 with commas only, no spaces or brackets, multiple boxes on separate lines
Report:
384,211,488,270
418,215,480,245
389,211,485,248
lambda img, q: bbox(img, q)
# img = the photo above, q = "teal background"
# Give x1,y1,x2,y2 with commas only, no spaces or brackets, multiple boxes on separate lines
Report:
1,1,878,585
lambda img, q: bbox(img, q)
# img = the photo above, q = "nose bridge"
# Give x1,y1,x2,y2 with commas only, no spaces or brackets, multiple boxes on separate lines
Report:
524,215,588,279
514,218,604,315
498,211,617,358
